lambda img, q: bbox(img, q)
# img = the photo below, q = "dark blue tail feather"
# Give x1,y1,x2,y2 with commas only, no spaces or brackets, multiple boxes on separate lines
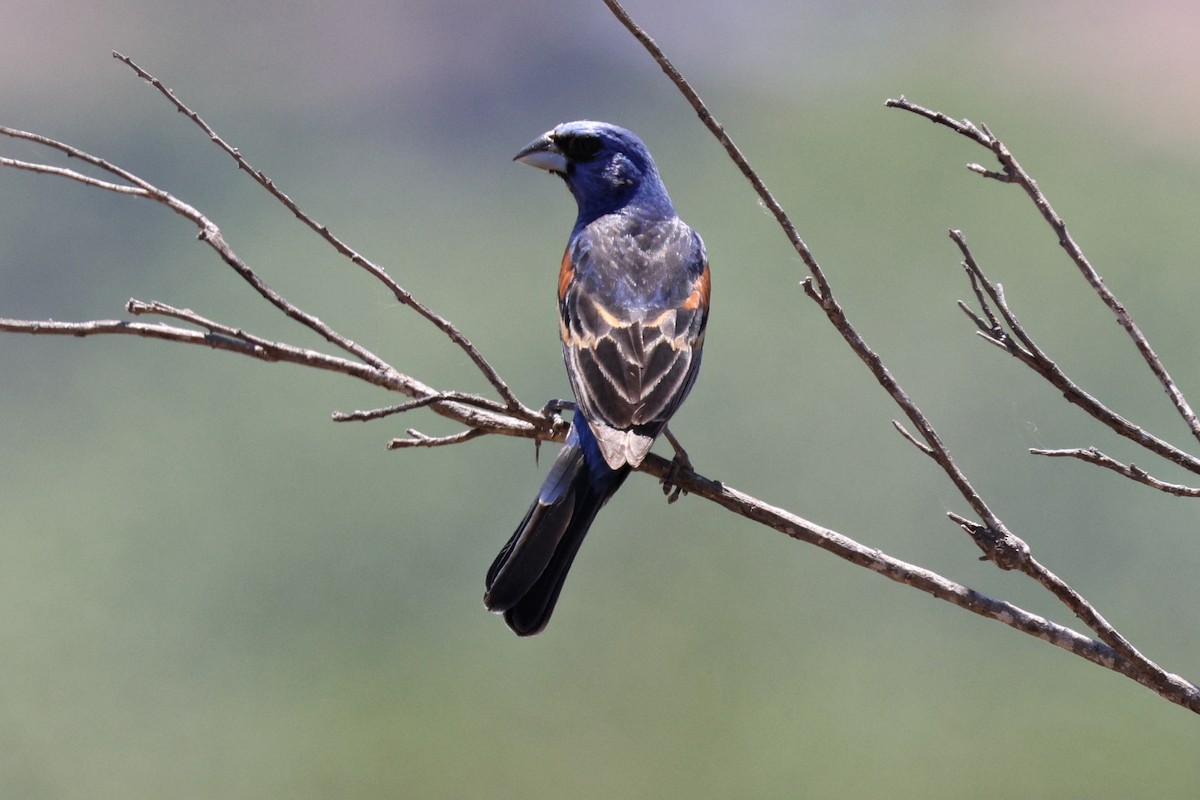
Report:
484,422,628,636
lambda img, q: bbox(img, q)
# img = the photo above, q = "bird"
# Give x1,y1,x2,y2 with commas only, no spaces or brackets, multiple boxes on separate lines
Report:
484,121,710,636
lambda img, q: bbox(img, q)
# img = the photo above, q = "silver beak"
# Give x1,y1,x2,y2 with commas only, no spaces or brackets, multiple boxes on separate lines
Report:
514,131,568,174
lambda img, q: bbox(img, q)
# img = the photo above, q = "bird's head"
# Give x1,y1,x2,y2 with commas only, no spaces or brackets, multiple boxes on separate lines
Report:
515,120,675,226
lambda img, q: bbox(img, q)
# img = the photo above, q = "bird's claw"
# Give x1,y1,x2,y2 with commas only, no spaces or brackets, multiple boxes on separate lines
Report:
660,425,693,504
541,399,576,432
542,398,577,418
662,460,688,503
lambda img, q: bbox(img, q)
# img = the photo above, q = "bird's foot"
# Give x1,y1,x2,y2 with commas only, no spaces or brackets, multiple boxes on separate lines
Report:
534,399,577,464
660,426,693,504
541,398,576,419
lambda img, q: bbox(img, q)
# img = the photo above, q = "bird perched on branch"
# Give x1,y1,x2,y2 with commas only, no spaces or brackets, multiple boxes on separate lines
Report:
484,121,710,635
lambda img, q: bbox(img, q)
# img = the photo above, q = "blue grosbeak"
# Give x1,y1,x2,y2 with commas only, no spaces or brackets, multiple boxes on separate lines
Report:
484,121,710,636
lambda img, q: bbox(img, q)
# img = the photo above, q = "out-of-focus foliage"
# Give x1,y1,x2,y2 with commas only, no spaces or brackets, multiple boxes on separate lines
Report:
1,1,1198,797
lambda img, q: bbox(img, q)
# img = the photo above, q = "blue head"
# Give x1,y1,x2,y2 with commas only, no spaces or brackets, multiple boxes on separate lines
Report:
515,121,677,229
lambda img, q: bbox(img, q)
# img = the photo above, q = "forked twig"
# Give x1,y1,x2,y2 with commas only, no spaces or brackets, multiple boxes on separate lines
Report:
1,125,391,373
888,95,1200,445
112,51,529,417
950,227,1200,476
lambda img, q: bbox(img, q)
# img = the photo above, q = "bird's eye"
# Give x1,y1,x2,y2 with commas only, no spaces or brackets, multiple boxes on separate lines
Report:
559,134,603,161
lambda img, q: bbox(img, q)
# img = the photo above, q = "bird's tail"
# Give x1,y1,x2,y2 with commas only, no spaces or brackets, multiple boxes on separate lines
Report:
484,430,627,636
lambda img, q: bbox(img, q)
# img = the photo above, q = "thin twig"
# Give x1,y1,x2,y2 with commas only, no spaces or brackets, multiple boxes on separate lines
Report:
332,391,508,422
0,154,145,195
335,398,445,423
958,250,1011,346
127,297,278,350
1032,447,1200,497
0,126,158,191
389,427,485,449
892,419,935,457
953,233,1041,358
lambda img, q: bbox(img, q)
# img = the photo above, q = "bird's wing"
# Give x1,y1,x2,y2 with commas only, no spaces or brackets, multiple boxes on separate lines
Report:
559,219,709,469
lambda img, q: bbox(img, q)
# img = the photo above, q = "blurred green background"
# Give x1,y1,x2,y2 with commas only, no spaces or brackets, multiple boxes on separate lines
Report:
2,0,1199,796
